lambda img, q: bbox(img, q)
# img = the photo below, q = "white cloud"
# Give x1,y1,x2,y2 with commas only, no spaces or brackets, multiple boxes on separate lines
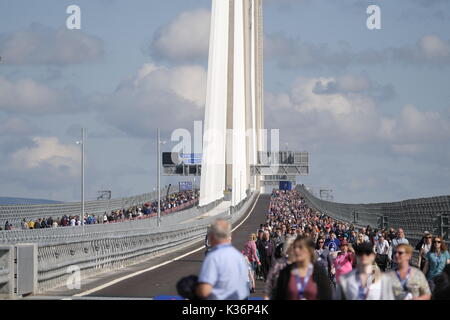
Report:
290,77,377,116
390,144,425,155
0,23,104,65
419,34,450,59
380,104,450,147
266,76,450,156
149,9,450,69
378,118,397,141
133,63,207,107
0,76,80,114
412,0,448,7
349,176,380,191
150,9,211,63
0,117,39,136
311,74,395,101
265,33,450,69
11,137,80,176
266,76,381,143
334,75,371,92
99,63,207,137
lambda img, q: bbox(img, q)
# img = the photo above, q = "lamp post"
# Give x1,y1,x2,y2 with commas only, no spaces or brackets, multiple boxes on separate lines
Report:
157,128,161,227
76,128,85,232
156,129,166,227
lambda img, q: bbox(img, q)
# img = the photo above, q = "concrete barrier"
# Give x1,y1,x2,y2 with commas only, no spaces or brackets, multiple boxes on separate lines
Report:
0,246,14,299
0,244,37,299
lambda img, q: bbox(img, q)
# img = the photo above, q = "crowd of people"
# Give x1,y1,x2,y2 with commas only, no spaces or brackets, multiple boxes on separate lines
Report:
0,190,199,231
187,189,450,300
240,189,450,300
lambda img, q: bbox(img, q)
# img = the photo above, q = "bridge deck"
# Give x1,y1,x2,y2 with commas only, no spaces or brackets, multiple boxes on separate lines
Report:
180,200,231,224
33,195,270,299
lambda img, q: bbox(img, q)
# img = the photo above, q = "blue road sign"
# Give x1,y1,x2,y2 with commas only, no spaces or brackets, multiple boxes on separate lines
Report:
179,181,193,191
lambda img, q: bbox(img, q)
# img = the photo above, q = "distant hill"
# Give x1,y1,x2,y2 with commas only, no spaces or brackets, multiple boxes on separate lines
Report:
0,197,63,205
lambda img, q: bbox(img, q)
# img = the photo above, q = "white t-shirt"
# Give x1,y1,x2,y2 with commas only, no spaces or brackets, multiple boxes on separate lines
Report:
337,271,394,300
375,240,390,254
421,243,431,256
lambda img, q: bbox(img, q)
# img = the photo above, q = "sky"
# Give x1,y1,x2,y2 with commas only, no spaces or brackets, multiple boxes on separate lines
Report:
0,0,449,204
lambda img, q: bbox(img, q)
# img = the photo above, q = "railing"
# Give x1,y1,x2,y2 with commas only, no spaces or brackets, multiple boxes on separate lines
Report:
0,190,256,294
297,184,450,245
85,198,198,224
0,199,214,246
0,186,182,227
35,191,257,292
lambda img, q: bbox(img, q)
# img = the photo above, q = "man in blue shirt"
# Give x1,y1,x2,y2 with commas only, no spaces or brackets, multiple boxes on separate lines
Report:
325,231,341,252
196,219,250,300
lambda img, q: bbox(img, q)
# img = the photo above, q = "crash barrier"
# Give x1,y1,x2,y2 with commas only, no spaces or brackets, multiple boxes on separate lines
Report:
5,191,257,294
0,186,183,227
0,198,219,246
297,184,450,245
0,244,37,299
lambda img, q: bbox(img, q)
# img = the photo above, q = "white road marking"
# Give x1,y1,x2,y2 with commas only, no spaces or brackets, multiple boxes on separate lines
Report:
73,194,261,297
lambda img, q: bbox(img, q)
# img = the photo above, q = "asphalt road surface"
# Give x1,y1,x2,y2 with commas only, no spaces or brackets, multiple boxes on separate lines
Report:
87,194,271,298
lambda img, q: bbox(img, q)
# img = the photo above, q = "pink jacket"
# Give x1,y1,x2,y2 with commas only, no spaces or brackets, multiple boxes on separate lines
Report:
242,241,260,264
333,252,354,282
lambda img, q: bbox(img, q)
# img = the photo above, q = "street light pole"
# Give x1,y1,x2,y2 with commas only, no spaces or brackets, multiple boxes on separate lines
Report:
79,128,85,233
157,128,161,227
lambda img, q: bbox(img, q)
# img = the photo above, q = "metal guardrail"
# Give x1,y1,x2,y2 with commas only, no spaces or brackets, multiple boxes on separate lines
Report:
0,190,255,294
0,198,218,246
35,191,257,292
0,186,181,227
297,184,450,245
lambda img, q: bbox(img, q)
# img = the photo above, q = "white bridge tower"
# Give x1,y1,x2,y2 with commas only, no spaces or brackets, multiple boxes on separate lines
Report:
200,0,265,207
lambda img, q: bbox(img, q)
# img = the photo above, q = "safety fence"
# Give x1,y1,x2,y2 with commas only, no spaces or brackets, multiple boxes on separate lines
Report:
0,191,257,295
0,186,182,227
0,198,217,246
297,185,450,245
36,191,256,293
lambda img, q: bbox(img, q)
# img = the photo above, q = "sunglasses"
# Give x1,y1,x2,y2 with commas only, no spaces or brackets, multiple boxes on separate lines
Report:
434,241,442,244
426,236,432,239
395,251,406,255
